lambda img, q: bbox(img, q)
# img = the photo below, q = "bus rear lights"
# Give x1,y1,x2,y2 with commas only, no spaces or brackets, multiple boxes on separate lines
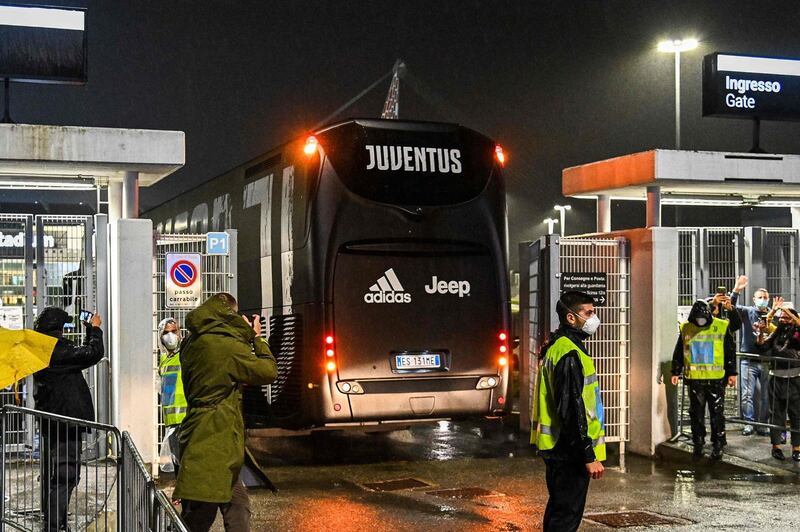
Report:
304,135,319,155
497,396,506,405
326,360,336,372
498,356,508,367
476,376,500,389
499,345,508,354
326,348,335,357
325,335,334,345
498,332,507,341
336,381,364,394
494,145,506,166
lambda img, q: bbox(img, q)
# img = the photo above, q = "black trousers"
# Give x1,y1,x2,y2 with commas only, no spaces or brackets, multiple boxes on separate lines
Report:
687,379,726,446
40,426,81,532
181,480,251,532
769,376,800,446
542,458,590,532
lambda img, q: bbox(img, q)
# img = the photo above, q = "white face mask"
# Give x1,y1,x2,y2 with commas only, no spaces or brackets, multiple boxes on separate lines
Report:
580,314,601,336
754,298,769,309
695,317,708,327
162,332,179,351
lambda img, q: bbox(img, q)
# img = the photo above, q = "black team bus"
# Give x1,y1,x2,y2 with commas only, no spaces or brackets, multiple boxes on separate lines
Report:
145,119,511,430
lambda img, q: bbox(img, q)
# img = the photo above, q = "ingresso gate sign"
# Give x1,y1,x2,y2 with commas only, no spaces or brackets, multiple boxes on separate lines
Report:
703,52,800,121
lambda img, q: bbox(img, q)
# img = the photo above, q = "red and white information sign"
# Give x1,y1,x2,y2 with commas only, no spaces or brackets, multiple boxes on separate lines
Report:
166,253,203,309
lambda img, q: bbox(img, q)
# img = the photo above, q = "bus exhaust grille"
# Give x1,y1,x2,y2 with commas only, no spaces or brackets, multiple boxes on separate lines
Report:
268,313,304,417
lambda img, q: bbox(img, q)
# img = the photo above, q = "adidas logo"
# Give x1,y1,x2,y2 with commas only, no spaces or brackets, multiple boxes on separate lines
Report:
364,268,412,304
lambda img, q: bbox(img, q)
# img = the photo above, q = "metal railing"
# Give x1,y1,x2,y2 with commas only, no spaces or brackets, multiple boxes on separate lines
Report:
1,406,188,531
672,353,800,441
1,405,120,531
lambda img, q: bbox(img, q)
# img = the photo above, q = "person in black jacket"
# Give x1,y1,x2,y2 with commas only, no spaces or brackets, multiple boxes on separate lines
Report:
33,307,104,532
534,291,605,532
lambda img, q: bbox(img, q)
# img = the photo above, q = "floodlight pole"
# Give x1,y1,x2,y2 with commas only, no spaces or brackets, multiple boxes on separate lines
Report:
674,51,681,149
2,78,13,124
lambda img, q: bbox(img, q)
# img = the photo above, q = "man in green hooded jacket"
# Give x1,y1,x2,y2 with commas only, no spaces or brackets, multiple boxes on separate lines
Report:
174,293,277,531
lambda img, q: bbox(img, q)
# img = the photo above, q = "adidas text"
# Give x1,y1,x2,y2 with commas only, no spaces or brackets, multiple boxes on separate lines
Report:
364,292,412,304
424,276,471,297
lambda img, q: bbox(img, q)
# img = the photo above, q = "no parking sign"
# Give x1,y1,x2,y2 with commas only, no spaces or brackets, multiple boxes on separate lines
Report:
166,253,203,309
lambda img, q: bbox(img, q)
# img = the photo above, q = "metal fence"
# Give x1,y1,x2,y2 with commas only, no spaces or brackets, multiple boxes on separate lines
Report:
1,406,188,532
764,228,798,304
519,235,631,455
152,232,236,473
1,405,120,531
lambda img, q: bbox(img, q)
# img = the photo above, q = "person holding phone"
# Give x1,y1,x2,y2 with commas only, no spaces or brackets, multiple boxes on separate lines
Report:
731,275,778,436
671,299,738,459
173,293,277,532
33,307,104,532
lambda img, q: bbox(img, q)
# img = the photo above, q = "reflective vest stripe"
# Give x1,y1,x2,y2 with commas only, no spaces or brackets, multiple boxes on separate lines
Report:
162,365,181,373
539,424,554,435
584,373,598,386
163,406,187,415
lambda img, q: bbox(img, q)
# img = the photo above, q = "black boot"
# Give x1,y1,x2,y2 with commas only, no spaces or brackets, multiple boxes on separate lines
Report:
771,447,785,461
693,443,704,457
710,442,723,460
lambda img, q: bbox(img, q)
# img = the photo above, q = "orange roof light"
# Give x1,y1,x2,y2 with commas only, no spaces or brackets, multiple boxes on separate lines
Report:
304,135,319,155
494,145,506,166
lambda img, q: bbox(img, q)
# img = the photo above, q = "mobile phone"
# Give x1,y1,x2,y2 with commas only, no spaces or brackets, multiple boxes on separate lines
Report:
79,309,94,323
716,286,727,295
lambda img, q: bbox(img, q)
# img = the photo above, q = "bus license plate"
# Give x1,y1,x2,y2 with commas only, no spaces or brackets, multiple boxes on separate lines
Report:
395,353,441,370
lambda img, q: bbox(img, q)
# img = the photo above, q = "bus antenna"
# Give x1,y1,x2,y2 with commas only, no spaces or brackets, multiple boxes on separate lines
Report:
381,59,406,120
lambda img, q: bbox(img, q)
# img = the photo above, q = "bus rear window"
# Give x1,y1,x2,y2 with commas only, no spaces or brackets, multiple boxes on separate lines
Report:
318,121,497,206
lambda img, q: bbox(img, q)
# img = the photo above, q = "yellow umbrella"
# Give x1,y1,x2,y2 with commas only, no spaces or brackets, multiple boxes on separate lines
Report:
0,328,58,392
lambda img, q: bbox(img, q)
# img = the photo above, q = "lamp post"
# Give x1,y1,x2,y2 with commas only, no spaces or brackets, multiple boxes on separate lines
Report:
657,38,699,150
553,204,571,237
543,217,559,235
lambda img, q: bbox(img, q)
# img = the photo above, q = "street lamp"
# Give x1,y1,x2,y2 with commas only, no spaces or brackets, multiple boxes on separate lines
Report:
543,217,559,234
554,204,572,237
657,38,699,149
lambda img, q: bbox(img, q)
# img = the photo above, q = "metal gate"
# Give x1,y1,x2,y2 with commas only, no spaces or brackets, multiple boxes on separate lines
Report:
0,214,106,453
519,235,631,453
152,231,237,469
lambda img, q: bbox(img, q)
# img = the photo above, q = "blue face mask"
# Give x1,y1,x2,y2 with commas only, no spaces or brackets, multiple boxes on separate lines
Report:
754,298,769,309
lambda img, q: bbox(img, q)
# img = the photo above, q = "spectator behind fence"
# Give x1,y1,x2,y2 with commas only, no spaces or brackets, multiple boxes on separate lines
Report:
707,291,742,332
730,275,778,436
174,293,277,532
157,317,186,476
671,299,737,460
755,306,800,462
33,307,104,532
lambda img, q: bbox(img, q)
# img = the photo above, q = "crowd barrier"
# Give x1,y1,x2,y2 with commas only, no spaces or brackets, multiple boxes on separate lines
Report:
1,405,187,532
673,352,800,440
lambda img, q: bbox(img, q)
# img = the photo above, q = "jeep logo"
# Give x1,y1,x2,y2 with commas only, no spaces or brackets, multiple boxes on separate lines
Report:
424,276,471,297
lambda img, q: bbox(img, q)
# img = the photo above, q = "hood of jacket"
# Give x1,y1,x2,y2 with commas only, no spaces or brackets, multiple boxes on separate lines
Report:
688,299,713,327
185,296,254,343
157,317,181,352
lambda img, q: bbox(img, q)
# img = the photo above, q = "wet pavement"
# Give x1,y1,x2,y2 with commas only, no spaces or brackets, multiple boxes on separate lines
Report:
159,418,800,530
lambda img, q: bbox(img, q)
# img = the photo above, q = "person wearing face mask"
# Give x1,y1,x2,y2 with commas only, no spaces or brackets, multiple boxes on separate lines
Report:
33,306,104,532
157,317,186,475
671,299,737,459
755,306,800,461
533,291,605,532
730,275,777,436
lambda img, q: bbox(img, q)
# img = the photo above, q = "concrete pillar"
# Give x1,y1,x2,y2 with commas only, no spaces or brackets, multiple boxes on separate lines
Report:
109,181,122,223
597,195,611,233
122,171,139,218
646,186,661,228
625,227,678,455
110,219,155,463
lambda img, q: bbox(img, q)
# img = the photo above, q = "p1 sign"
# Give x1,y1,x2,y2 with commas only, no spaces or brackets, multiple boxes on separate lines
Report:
207,232,229,255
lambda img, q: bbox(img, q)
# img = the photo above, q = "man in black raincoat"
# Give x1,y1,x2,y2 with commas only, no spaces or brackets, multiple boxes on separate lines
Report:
33,307,104,532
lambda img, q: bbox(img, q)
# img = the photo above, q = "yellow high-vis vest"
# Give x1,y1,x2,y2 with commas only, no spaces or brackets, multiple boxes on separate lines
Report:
159,351,187,426
532,335,606,461
681,317,728,380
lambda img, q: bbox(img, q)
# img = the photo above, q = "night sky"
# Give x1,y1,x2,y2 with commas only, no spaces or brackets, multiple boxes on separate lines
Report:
6,0,800,263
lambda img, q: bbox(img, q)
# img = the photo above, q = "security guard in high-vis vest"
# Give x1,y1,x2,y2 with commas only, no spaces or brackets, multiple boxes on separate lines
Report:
158,317,187,474
671,299,737,459
532,291,605,532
